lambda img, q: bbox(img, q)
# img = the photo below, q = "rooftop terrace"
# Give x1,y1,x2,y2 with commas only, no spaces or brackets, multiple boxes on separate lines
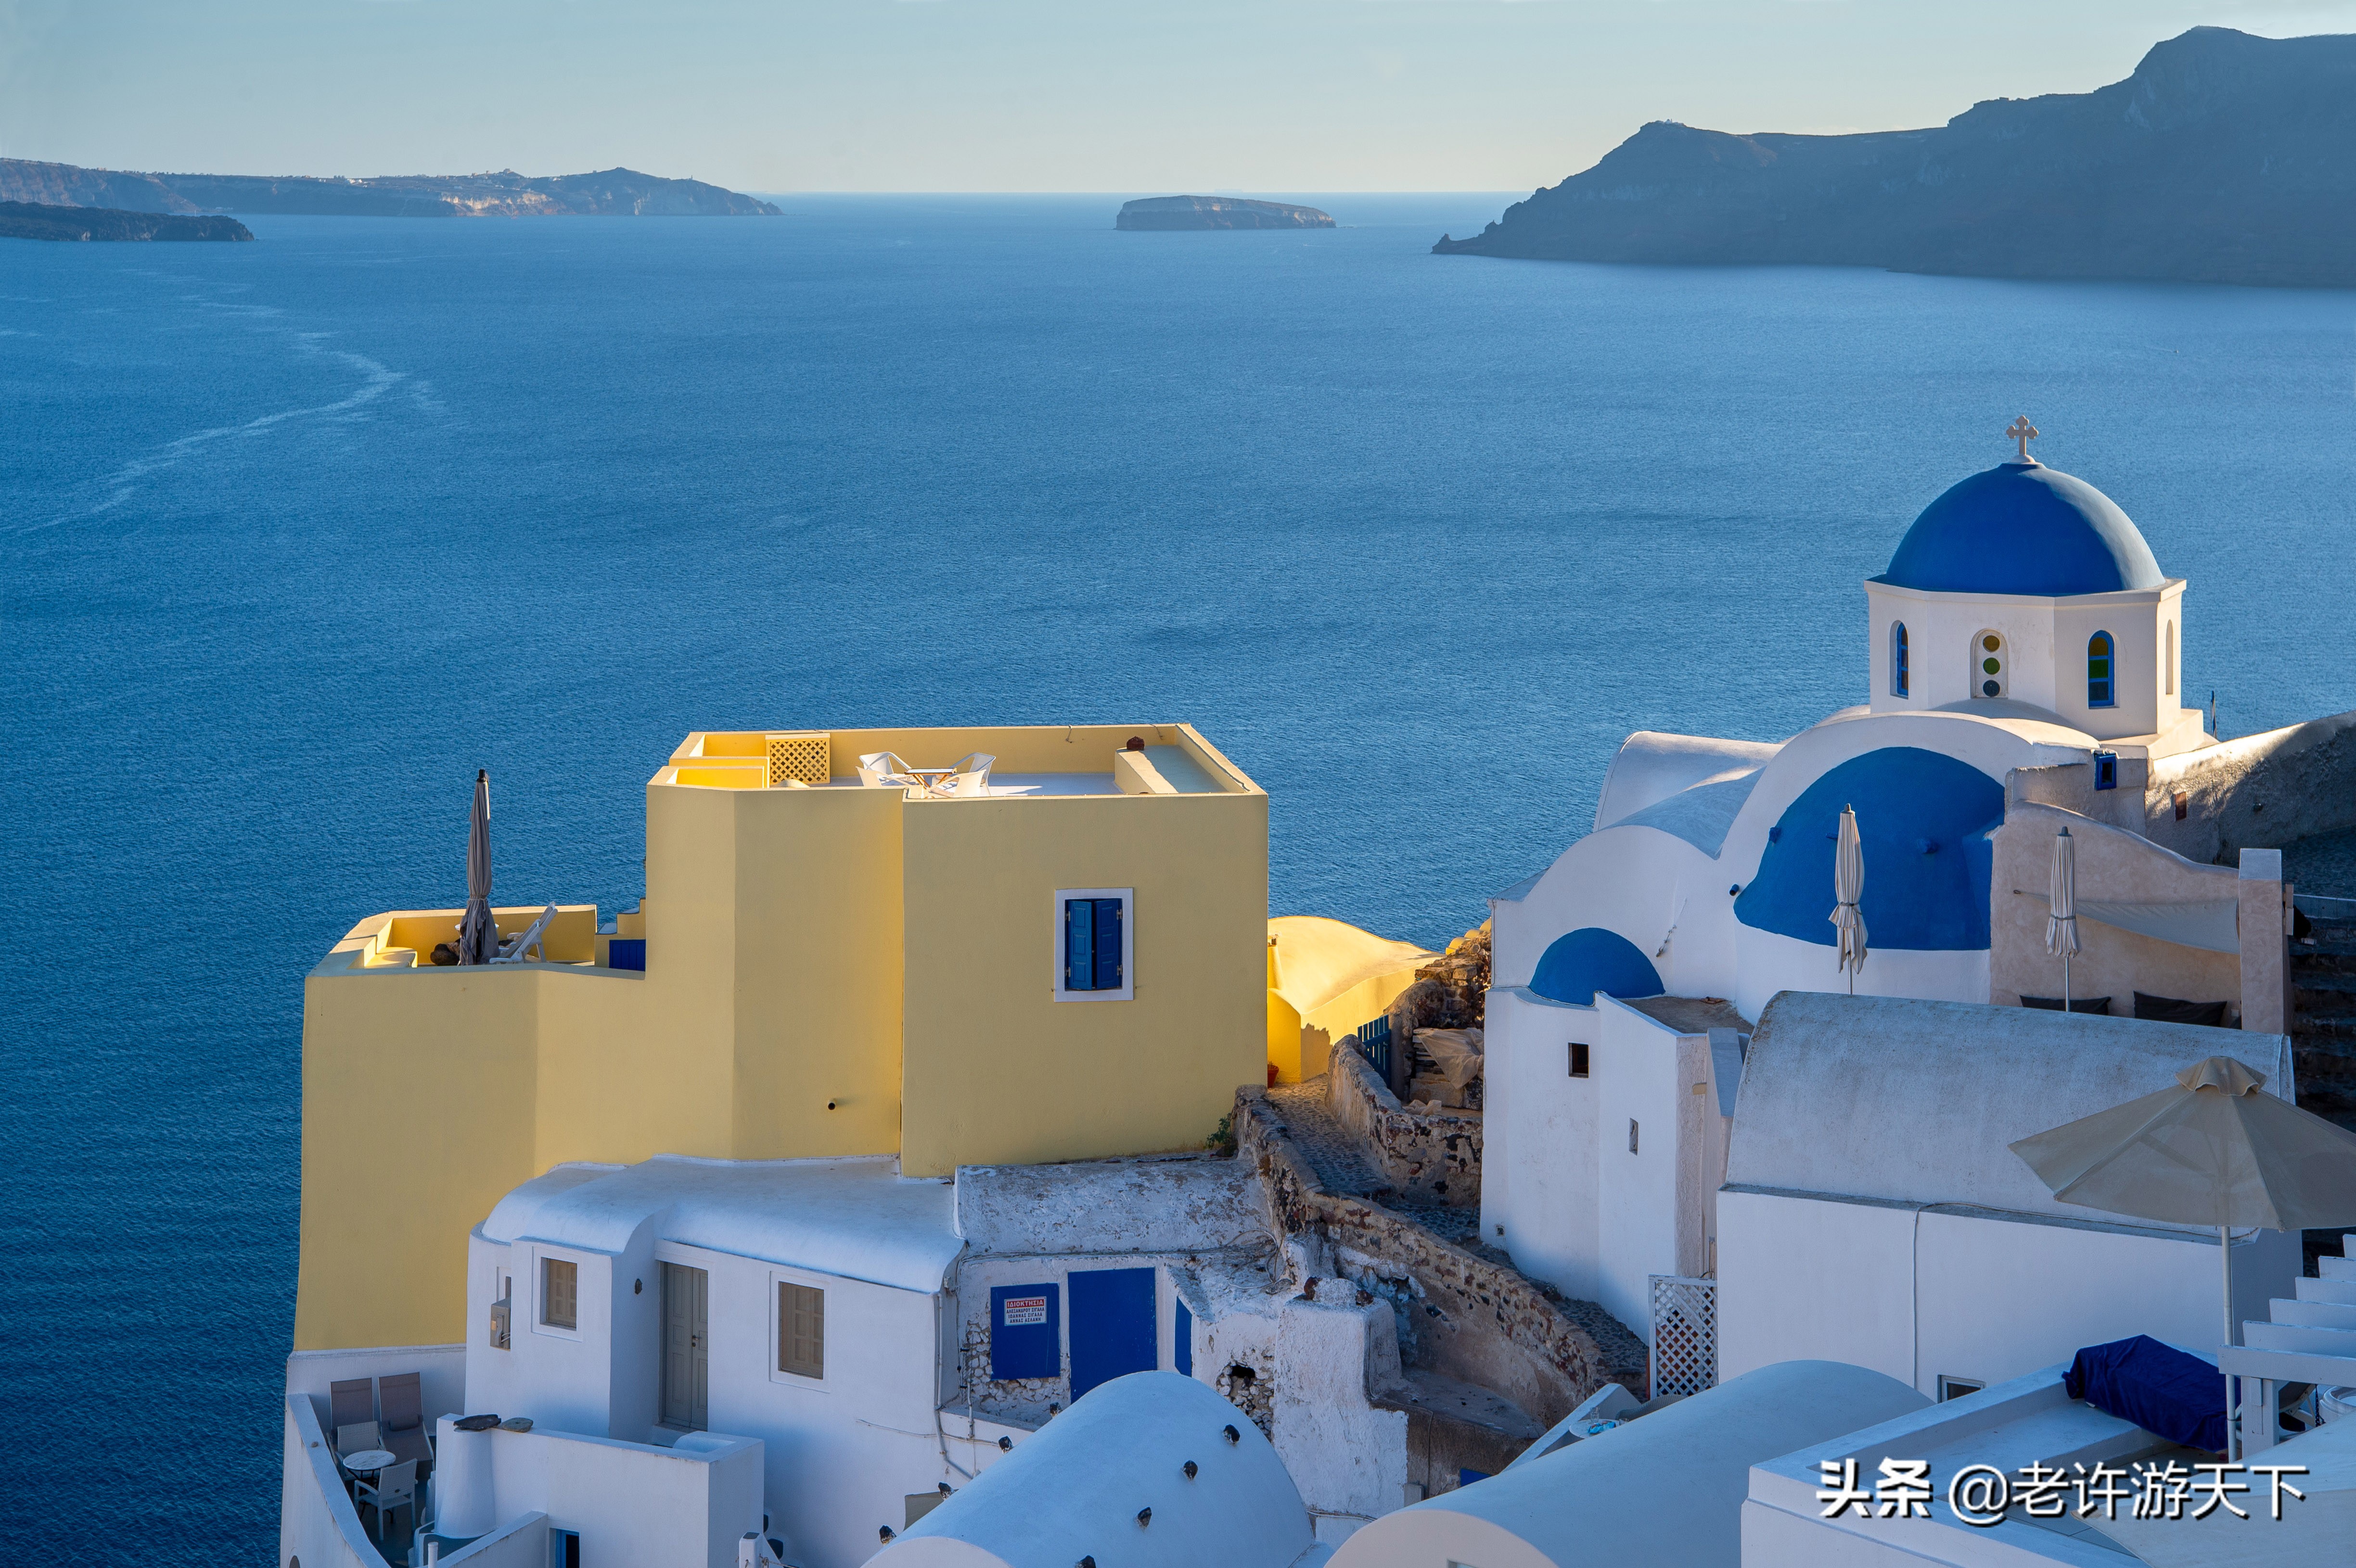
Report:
659,723,1256,797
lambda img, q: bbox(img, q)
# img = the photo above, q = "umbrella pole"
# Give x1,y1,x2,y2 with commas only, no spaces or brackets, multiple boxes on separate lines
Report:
2222,1222,2238,1460
2063,951,2071,1011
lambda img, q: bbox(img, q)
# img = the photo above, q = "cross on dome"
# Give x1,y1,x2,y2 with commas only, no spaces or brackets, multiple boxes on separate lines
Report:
2006,416,2040,464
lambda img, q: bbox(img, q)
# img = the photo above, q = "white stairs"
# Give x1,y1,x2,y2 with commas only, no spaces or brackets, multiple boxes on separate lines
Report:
2224,1236,2356,1454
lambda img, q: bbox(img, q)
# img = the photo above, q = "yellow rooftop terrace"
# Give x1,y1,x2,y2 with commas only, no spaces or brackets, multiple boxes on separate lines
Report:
300,724,1268,1352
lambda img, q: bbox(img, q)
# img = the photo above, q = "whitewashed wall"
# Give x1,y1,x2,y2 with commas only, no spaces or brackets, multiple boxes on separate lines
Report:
1716,1187,2300,1397
466,1229,953,1568
436,1416,762,1568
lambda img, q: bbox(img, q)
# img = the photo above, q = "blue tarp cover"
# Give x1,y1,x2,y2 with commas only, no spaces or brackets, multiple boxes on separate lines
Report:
2064,1335,2226,1453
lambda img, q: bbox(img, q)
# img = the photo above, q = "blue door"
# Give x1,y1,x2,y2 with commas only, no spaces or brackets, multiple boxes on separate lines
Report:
1067,1267,1156,1402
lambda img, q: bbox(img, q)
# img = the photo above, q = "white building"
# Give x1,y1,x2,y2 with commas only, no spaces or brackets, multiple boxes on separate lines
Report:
1480,438,2311,1362
1325,1360,1927,1568
1716,992,2300,1401
875,1370,1325,1568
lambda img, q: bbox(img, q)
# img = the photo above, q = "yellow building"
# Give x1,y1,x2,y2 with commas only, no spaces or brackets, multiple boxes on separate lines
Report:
300,725,1267,1353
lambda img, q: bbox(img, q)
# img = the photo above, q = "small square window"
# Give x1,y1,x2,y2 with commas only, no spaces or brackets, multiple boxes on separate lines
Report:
780,1282,825,1379
1569,1040,1590,1078
542,1257,577,1331
1052,888,1134,1001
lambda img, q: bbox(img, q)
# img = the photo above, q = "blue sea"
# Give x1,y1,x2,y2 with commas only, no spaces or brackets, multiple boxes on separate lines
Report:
4,194,2355,1555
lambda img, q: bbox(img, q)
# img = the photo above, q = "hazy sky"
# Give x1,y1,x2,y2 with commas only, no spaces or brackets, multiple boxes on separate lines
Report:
4,1,2354,193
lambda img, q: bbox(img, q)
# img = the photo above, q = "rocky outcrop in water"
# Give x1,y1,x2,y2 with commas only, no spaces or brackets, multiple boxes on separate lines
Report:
0,159,779,218
1434,27,2356,289
0,201,252,242
1118,195,1334,230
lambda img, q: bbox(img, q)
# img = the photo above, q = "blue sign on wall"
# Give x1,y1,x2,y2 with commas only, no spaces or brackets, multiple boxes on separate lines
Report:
1069,1266,1157,1402
989,1283,1061,1381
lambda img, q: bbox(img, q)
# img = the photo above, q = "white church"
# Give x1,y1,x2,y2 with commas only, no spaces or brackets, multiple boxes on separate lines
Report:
1480,425,2310,1380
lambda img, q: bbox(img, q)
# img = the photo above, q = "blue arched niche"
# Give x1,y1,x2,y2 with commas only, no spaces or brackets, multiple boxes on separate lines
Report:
1530,927,1664,1006
1734,747,2003,951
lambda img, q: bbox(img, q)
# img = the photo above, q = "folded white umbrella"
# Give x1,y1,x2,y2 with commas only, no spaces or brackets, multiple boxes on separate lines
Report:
2011,1057,2356,1454
2047,826,2081,1007
1830,804,1867,994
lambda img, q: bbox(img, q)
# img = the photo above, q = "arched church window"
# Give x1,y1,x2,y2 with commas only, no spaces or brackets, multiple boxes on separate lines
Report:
2088,631,2115,708
2165,622,2176,695
1971,630,2005,699
1891,623,1909,698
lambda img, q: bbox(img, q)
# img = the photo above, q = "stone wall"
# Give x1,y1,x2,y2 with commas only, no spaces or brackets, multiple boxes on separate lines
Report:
1325,1046,1483,1206
1236,1085,1642,1428
2145,708,2356,866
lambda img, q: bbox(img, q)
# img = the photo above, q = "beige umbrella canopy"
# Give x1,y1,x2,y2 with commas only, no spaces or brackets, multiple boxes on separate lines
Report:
1830,804,1867,994
2011,1057,2356,1454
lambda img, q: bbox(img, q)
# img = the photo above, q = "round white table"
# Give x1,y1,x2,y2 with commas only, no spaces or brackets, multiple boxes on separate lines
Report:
344,1448,397,1475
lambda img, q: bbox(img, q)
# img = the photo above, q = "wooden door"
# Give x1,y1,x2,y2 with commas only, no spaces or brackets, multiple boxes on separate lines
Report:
661,1262,709,1430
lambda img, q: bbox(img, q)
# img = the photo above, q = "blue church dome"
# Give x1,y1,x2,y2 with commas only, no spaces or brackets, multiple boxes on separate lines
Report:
1530,927,1664,1007
1881,462,2164,597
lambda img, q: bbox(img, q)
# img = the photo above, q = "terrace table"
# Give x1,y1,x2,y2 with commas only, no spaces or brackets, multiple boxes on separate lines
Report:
343,1448,397,1477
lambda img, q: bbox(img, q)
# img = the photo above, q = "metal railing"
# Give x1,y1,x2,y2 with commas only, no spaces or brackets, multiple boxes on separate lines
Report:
1353,1015,1393,1083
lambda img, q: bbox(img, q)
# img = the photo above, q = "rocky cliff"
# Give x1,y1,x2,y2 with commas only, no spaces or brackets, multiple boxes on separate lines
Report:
0,200,252,242
0,160,779,218
1434,27,2356,288
1119,195,1334,230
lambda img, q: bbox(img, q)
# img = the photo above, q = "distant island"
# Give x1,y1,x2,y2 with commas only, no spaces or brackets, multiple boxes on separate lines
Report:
0,159,779,218
1118,196,1333,231
1434,27,2356,290
0,200,252,242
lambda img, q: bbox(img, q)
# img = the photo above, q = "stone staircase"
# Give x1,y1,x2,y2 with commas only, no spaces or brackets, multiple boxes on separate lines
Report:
2291,910,2356,1132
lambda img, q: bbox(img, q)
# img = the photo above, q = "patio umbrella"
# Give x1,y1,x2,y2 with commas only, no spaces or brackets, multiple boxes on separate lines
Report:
2048,826,2081,1007
1830,804,1867,994
459,768,496,965
2010,1056,2356,1454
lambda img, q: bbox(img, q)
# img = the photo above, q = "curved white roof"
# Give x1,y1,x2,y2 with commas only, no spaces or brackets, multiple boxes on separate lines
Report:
879,1371,1312,1568
480,1155,962,1293
1727,992,2293,1229
1329,1361,1924,1568
1594,731,1781,833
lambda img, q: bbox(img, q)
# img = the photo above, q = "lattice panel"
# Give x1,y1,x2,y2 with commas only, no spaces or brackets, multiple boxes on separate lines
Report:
1649,1274,1719,1400
767,732,832,787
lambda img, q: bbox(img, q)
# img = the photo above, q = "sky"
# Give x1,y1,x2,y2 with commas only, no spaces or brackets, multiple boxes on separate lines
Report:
4,1,2356,193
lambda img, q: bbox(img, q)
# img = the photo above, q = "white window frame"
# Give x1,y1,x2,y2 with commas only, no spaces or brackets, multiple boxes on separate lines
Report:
533,1249,584,1341
768,1266,833,1389
1051,887,1135,1003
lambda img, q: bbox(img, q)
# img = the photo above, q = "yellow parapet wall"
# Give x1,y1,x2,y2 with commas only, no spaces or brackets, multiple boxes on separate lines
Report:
296,723,1267,1351
1265,915,1434,1084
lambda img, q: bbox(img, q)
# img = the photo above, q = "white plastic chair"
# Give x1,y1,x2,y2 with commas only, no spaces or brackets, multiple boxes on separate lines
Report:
932,752,996,797
856,751,920,789
489,904,561,965
357,1457,419,1542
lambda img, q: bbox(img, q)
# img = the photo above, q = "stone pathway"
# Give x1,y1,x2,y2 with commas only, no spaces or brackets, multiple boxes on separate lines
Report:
1263,1080,1384,1197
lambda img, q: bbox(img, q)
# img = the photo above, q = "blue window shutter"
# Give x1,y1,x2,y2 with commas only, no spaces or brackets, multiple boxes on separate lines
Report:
1094,899,1122,990
1066,899,1093,990
1174,1297,1193,1378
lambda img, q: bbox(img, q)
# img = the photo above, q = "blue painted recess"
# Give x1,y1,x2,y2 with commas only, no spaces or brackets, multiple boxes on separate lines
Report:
607,938,645,972
1735,747,2003,952
1529,927,1664,1006
1880,462,2163,598
989,1283,1061,1381
1068,1267,1157,1402
1174,1297,1193,1378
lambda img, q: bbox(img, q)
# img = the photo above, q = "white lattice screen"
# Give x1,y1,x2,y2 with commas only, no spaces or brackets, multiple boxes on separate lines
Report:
767,732,831,787
1648,1274,1718,1400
